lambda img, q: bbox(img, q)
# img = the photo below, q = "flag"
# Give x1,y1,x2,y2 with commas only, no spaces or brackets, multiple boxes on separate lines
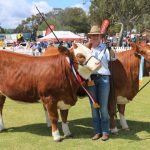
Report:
45,24,55,36
100,19,110,34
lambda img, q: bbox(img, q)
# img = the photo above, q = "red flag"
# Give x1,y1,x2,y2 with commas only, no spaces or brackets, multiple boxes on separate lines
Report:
45,24,55,36
100,19,110,34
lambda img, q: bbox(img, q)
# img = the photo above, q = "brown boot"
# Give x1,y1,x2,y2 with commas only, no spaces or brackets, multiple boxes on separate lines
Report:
101,134,109,141
91,133,102,140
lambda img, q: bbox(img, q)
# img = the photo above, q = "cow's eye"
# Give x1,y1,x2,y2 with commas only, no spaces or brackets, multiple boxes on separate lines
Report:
76,53,85,59
76,53,86,64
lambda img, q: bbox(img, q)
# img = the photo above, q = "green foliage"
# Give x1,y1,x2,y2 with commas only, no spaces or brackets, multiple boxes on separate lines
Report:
58,7,90,33
14,14,43,33
136,14,150,32
14,7,90,34
89,0,150,29
38,19,58,31
0,26,5,33
108,24,121,35
89,0,150,45
0,26,15,34
42,7,91,33
2,1,149,36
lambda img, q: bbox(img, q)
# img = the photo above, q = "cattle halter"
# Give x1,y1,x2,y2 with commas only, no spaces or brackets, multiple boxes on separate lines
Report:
70,57,91,66
83,56,97,65
69,58,84,66
134,52,150,93
135,52,150,64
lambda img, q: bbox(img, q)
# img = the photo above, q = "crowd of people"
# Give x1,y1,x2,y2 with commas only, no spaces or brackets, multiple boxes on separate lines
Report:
13,30,149,56
107,32,149,47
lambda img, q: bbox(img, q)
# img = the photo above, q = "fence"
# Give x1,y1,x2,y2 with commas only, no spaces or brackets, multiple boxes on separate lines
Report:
0,46,132,56
0,46,42,56
112,46,131,52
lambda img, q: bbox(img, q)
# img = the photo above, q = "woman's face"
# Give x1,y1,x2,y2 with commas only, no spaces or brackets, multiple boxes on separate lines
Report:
89,34,103,43
89,34,104,47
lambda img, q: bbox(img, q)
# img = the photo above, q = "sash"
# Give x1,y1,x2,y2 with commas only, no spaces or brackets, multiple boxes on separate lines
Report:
70,60,100,108
139,56,144,84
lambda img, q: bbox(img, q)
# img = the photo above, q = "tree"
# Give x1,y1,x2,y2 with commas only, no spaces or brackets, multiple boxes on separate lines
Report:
0,26,5,33
14,14,43,34
57,7,90,33
89,0,150,46
37,7,90,34
136,14,150,32
14,7,90,37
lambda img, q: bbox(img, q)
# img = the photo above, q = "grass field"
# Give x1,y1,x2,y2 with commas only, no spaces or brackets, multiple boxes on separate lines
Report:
0,77,150,150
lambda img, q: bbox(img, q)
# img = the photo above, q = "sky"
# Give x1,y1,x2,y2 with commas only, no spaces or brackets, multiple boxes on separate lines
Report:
0,0,91,29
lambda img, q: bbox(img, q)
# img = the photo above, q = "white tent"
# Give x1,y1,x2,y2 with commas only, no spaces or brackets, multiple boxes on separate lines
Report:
37,31,85,42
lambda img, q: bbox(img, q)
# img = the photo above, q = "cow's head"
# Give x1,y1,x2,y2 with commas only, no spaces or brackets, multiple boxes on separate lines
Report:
136,41,150,63
134,41,150,76
70,43,101,79
45,44,101,79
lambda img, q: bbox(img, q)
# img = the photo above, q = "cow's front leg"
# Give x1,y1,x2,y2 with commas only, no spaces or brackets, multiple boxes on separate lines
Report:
117,104,129,130
60,109,72,138
0,95,6,131
48,107,61,142
42,97,61,142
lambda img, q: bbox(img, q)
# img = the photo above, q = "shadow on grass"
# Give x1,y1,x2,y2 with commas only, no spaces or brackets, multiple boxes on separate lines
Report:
4,118,150,141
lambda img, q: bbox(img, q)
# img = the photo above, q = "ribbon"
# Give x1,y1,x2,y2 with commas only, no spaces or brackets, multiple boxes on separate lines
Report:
70,60,100,108
139,55,144,85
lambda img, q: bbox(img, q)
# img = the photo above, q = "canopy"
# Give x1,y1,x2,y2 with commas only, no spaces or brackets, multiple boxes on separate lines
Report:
37,31,85,42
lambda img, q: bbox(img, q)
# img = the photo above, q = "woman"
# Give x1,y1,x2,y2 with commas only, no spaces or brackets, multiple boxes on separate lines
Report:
87,25,116,141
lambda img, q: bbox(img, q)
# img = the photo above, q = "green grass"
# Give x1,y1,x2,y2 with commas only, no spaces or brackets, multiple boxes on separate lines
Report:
0,77,150,150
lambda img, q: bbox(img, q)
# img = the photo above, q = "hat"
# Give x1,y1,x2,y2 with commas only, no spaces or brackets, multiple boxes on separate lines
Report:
88,25,104,35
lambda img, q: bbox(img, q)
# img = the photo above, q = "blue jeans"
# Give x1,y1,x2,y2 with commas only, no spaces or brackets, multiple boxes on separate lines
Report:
88,75,110,134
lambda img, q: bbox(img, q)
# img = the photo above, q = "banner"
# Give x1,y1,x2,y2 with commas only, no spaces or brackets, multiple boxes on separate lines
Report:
100,19,110,34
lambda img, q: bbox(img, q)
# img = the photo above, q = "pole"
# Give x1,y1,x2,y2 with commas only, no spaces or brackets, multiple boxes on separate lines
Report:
35,5,60,44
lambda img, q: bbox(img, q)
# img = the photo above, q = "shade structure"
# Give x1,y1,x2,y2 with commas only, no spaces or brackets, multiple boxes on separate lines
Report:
37,31,85,42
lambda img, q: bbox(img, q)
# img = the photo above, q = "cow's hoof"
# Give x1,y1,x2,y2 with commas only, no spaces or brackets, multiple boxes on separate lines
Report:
110,127,119,135
54,137,63,142
0,128,6,132
64,134,73,138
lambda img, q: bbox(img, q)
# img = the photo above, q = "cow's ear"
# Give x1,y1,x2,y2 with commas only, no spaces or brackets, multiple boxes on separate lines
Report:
130,42,137,50
136,40,140,45
72,43,78,49
58,46,70,55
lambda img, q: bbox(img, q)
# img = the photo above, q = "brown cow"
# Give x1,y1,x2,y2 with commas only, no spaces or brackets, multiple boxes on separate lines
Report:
43,42,150,135
109,42,150,134
0,44,101,142
42,46,70,128
42,45,87,129
42,45,78,129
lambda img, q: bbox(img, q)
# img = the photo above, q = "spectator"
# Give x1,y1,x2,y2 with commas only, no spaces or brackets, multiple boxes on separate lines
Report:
87,25,116,141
